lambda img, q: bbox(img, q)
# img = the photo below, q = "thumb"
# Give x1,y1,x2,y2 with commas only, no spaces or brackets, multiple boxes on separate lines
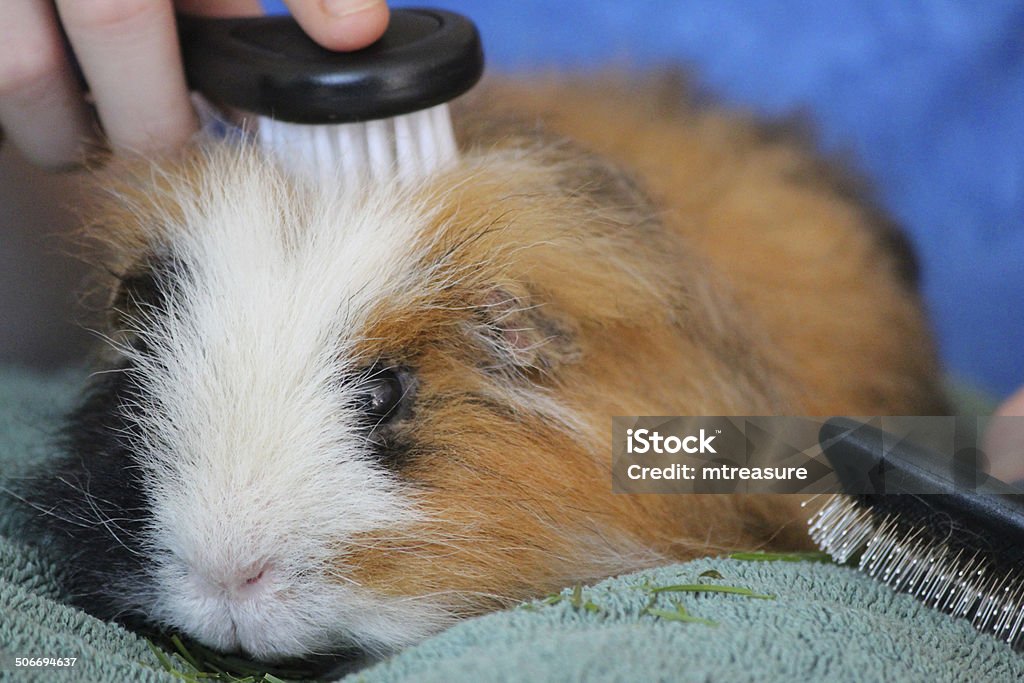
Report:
283,0,389,51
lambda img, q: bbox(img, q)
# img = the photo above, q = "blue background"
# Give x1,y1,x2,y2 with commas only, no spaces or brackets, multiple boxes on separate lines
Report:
264,1,1024,398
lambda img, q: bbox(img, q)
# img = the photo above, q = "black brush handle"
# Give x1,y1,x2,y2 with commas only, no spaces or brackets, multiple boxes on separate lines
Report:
177,8,484,124
819,417,1024,539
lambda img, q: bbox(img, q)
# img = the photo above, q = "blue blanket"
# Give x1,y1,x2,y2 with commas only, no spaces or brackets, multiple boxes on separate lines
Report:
264,0,1024,398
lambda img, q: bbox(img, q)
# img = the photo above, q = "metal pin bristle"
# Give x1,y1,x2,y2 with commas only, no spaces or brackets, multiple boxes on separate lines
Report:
808,494,1024,649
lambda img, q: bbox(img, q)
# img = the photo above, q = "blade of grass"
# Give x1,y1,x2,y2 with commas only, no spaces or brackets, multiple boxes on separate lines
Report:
147,641,186,675
170,635,202,672
649,584,775,599
646,602,718,626
570,583,583,608
146,641,201,682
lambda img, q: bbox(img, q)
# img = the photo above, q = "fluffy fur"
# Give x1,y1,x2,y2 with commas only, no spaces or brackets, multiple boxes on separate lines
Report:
23,76,947,662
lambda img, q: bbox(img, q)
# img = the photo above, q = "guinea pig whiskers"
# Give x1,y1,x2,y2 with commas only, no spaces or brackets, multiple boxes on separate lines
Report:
86,366,131,381
398,587,518,607
319,568,364,589
83,326,137,358
53,474,147,558
0,484,98,531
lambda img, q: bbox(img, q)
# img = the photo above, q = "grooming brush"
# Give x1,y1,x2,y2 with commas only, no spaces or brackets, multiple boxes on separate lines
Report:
177,8,484,185
809,417,1024,649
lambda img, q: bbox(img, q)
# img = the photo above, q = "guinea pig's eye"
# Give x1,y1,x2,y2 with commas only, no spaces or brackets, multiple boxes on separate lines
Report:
111,265,169,356
114,269,163,317
353,367,410,425
112,254,180,321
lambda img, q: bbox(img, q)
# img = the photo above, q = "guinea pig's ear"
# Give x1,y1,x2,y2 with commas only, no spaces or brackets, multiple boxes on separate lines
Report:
470,285,580,378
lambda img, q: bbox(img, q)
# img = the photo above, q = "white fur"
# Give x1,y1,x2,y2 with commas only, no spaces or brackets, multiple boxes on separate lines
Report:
113,149,455,659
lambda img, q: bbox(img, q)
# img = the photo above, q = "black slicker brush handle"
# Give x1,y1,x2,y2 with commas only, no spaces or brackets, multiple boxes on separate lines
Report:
819,417,1024,534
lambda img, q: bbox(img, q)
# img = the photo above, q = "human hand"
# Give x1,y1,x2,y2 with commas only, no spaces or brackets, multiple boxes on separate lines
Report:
0,1,389,170
984,386,1024,483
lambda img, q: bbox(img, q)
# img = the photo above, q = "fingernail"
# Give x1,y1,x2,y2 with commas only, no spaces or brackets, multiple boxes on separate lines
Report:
321,0,380,18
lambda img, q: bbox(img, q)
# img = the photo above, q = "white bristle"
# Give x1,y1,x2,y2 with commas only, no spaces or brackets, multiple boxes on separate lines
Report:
807,494,1024,650
256,103,459,188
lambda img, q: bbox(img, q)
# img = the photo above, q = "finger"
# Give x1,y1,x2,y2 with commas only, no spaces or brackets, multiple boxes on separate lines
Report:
983,386,1024,483
999,386,1024,417
174,0,263,17
55,0,197,156
0,0,95,169
283,0,389,51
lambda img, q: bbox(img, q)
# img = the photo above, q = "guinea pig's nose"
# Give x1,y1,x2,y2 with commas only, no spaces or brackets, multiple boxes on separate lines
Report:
244,568,265,586
233,561,274,595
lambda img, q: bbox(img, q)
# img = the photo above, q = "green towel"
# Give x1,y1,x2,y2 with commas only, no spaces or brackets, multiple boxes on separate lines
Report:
356,558,1024,683
2,367,1021,682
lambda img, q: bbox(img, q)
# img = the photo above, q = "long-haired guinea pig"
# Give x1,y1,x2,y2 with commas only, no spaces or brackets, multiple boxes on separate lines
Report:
22,76,948,662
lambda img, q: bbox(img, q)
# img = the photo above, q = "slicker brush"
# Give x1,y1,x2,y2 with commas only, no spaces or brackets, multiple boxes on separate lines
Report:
810,418,1024,649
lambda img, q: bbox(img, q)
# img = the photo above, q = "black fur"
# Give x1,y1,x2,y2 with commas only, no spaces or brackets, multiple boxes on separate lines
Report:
19,366,155,629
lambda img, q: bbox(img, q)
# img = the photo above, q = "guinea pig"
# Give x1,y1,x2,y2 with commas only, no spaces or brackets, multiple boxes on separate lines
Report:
22,75,948,663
